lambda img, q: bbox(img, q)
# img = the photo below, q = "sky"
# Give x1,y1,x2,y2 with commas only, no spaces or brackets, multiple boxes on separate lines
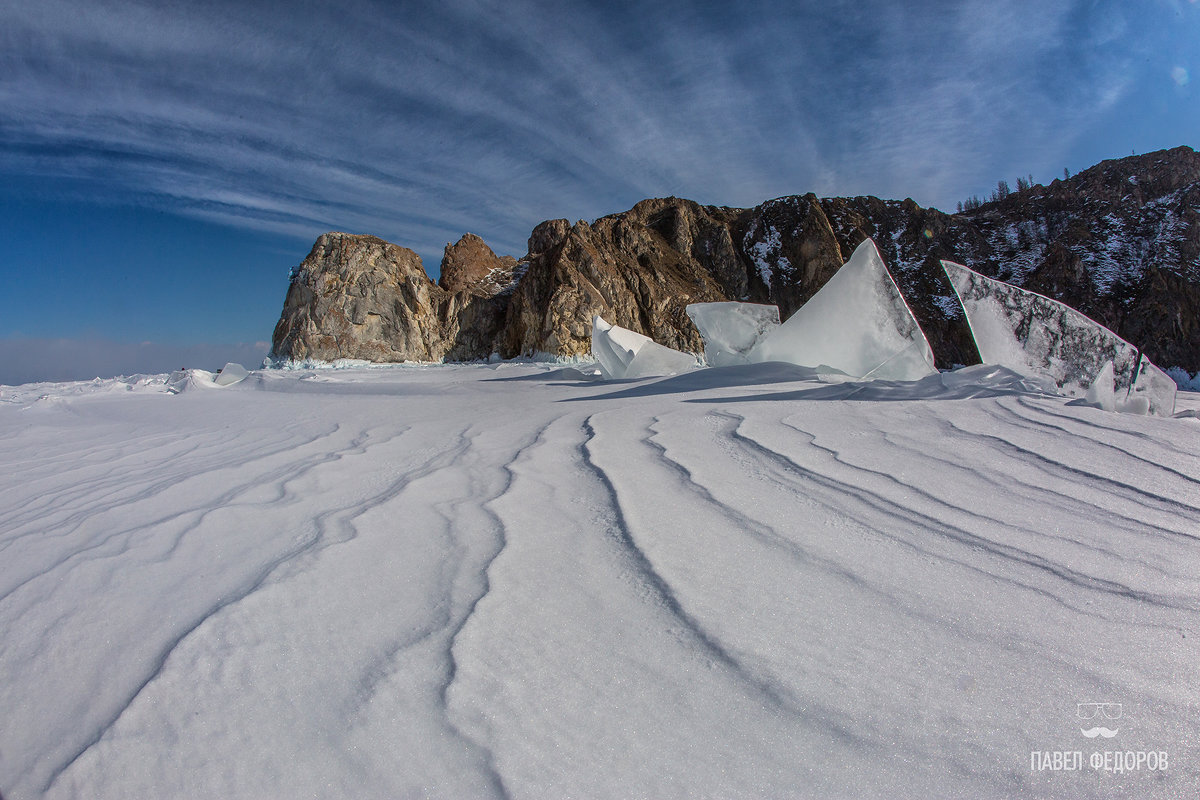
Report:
1,0,1197,383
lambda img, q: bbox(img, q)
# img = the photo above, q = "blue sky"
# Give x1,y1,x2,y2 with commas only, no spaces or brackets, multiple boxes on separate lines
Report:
1,0,1196,383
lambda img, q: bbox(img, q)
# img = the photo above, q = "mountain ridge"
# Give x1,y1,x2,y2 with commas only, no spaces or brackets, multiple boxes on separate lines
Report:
271,146,1200,373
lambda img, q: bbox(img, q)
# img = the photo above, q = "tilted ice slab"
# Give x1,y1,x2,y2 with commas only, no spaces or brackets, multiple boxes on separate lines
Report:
943,260,1177,416
685,302,781,367
590,316,697,379
165,363,250,393
750,239,937,381
214,362,250,386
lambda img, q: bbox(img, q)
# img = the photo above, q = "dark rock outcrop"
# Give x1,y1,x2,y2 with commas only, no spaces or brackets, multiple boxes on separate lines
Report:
497,199,745,358
272,146,1200,373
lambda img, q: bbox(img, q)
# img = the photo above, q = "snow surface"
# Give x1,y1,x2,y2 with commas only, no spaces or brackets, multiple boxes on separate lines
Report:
752,239,937,380
2,363,1199,799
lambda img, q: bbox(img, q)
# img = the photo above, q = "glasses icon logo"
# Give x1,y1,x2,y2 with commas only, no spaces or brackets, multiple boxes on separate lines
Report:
1078,702,1121,738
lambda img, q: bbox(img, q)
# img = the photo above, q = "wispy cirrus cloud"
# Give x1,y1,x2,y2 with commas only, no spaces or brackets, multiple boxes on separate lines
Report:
1,0,1194,269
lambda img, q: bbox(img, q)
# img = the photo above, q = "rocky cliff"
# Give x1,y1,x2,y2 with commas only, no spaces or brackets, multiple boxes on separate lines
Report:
271,146,1200,373
498,199,746,357
271,232,520,363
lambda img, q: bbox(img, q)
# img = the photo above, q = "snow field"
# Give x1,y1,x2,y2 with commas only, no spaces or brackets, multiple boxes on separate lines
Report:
1,363,1198,798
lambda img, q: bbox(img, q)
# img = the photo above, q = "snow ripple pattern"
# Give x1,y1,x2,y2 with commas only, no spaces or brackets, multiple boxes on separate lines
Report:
0,362,1197,799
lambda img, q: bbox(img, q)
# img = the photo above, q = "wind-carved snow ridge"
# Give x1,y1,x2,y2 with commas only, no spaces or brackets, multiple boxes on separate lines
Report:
48,417,531,799
443,424,586,794
580,415,758,679
749,239,937,381
943,260,1177,416
765,412,1194,609
34,421,412,795
578,413,869,748
434,426,555,800
4,362,1200,798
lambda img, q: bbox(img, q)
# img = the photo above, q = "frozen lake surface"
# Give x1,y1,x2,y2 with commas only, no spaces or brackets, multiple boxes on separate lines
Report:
2,362,1198,798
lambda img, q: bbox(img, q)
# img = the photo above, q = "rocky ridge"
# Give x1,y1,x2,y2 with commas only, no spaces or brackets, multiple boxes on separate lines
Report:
271,232,520,363
271,146,1200,373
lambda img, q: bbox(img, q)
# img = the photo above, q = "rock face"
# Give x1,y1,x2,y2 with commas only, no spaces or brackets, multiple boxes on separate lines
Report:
272,233,447,363
438,234,523,361
271,232,518,363
271,146,1200,373
438,233,521,296
497,199,744,358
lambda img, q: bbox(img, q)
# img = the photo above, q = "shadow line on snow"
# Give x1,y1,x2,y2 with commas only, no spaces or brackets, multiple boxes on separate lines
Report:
556,363,1056,405
578,412,873,751
723,409,1199,613
685,378,1046,405
561,362,830,401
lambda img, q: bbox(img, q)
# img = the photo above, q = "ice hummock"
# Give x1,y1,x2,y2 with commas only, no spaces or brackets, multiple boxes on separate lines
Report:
749,239,937,381
164,363,251,393
685,302,781,367
214,362,250,386
942,260,1177,416
590,316,697,379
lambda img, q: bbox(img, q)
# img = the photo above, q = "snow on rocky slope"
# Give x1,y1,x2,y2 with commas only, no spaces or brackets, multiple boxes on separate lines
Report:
1,364,1198,798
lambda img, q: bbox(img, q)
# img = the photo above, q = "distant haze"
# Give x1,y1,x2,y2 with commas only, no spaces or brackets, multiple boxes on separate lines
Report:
0,338,270,385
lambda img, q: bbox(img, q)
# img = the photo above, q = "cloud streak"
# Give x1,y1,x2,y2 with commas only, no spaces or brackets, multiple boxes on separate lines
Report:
1,0,1195,266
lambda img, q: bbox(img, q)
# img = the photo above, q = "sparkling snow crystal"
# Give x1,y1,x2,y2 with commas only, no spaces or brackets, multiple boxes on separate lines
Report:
942,260,1176,415
750,239,937,381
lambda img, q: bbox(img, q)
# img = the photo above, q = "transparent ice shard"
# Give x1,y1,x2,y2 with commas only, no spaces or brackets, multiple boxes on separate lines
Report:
214,362,249,386
624,341,700,379
685,302,781,367
590,316,696,379
750,239,937,381
942,260,1176,416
